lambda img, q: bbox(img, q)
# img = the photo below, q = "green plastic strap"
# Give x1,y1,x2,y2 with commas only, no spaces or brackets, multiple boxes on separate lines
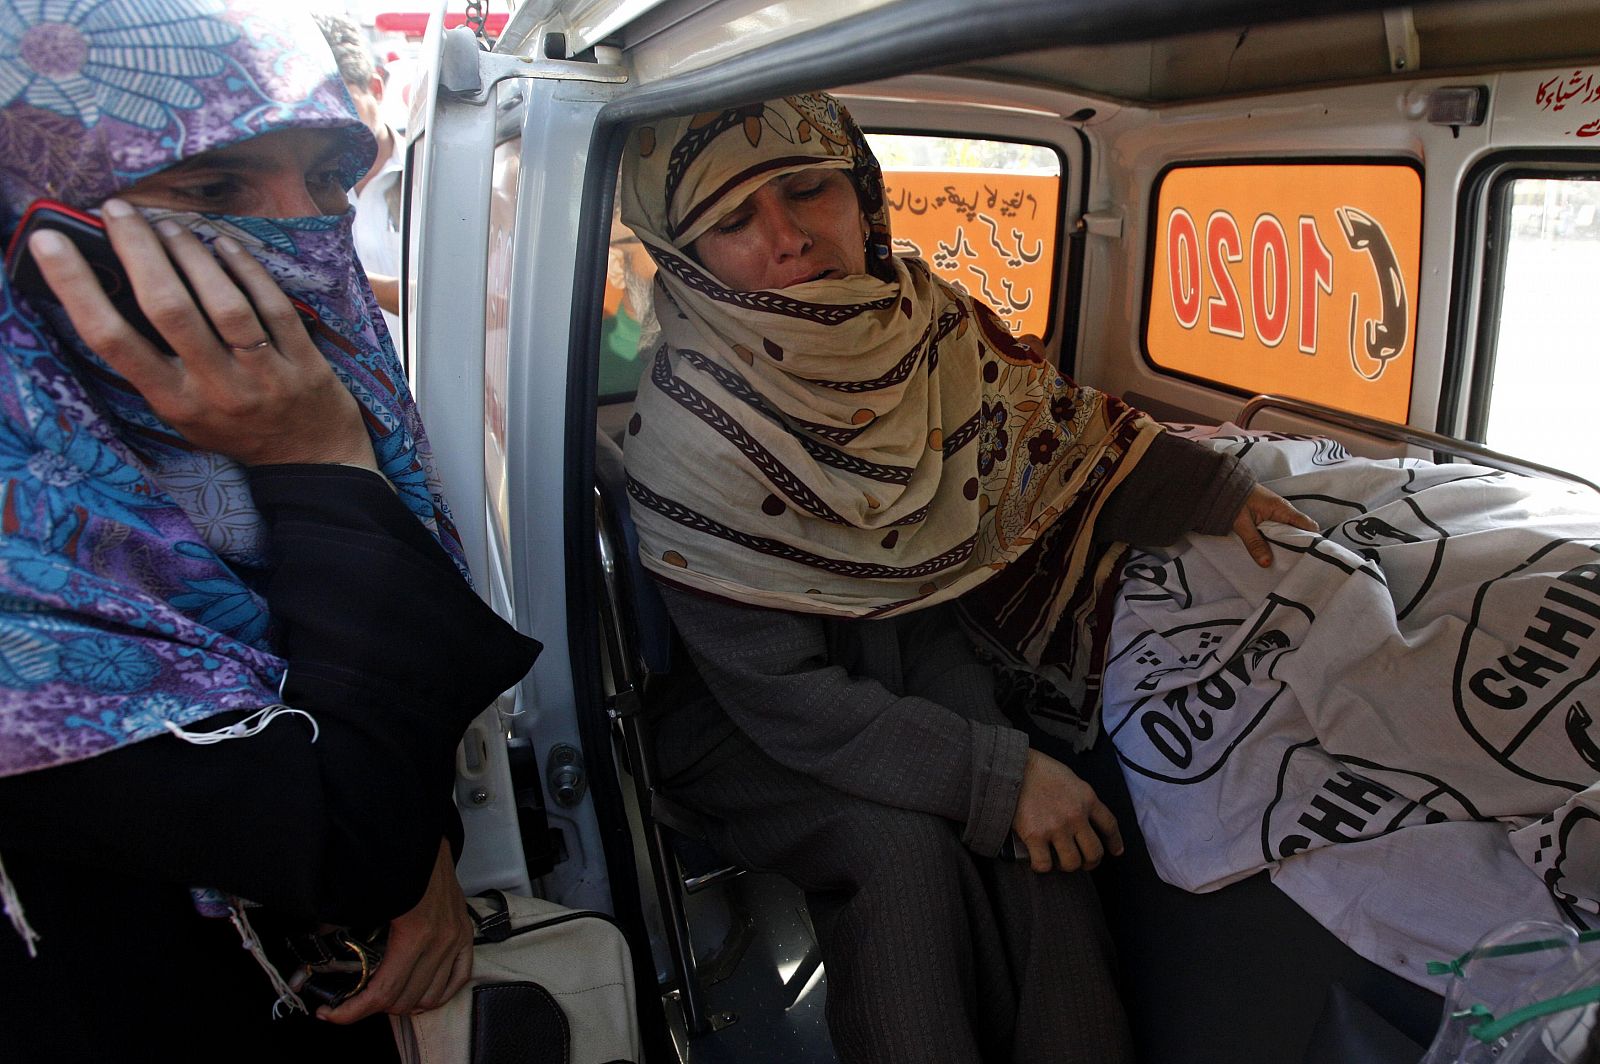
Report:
1427,930,1600,977
1452,1004,1493,1022
1470,983,1600,1044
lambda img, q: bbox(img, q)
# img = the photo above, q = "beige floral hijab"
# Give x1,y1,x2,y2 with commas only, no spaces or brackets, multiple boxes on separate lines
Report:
620,93,1161,724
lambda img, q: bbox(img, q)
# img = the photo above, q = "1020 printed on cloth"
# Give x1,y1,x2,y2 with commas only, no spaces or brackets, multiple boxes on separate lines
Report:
1102,427,1600,1002
390,890,641,1064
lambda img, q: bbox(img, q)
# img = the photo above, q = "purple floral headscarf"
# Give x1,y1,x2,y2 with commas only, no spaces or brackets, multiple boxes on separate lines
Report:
0,0,466,779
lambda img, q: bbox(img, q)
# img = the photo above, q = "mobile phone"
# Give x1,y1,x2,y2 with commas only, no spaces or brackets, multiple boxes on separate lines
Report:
4,199,323,356
4,199,174,355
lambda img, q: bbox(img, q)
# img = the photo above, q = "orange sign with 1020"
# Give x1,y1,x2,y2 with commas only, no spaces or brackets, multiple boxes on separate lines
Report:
1146,163,1422,423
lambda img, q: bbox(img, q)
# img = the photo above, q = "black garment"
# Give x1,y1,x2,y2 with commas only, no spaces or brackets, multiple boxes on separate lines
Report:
0,465,540,1063
1096,430,1254,546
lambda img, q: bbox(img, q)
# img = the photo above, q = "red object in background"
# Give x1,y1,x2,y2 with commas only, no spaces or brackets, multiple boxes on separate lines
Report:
373,11,510,37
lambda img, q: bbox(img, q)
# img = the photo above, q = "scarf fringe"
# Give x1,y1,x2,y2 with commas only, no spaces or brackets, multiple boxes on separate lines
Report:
228,902,307,1019
2,857,309,1016
163,704,319,745
0,849,40,958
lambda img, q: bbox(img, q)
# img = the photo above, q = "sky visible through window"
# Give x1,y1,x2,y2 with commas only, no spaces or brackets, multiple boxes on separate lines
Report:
1486,177,1600,487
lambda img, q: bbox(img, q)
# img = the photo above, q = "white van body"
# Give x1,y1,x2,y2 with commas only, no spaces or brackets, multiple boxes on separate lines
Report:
403,1,1600,1058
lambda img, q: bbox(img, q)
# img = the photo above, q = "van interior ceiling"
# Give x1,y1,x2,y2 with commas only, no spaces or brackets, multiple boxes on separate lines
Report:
939,1,1600,106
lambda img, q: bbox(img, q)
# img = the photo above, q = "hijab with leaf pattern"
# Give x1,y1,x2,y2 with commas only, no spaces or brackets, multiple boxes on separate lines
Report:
620,93,1163,728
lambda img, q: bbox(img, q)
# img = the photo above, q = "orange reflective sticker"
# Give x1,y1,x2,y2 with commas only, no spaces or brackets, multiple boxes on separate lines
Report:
1146,164,1421,423
882,171,1059,339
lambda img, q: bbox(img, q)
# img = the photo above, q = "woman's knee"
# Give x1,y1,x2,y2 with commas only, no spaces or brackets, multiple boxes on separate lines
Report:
828,805,971,891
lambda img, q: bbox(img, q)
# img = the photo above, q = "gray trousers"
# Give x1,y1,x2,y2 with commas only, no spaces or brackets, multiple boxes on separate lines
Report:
668,739,1134,1064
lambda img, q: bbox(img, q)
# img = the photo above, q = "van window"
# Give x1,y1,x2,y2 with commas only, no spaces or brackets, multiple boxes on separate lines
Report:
1478,173,1600,483
600,209,656,401
596,131,1063,400
868,133,1061,340
1144,162,1422,423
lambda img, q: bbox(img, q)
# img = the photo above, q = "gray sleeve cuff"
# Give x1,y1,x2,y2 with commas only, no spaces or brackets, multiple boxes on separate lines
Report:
961,722,1029,856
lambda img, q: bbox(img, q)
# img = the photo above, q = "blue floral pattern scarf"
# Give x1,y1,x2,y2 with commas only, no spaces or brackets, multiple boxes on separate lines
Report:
0,0,466,780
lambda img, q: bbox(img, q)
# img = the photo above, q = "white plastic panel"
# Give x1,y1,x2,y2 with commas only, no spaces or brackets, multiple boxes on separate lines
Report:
1076,66,1600,443
1492,67,1600,144
496,0,675,56
1070,76,1496,437
408,8,531,896
496,74,626,915
615,0,894,85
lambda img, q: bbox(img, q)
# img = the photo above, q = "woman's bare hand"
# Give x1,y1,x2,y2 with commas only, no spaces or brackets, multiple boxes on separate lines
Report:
27,197,376,471
1230,484,1318,567
1011,748,1122,873
319,838,475,1023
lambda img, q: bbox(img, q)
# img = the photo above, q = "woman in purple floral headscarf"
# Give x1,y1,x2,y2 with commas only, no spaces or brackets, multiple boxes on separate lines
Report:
0,3,538,1059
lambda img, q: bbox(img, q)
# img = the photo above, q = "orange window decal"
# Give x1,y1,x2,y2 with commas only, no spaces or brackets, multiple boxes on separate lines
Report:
1146,164,1421,423
882,170,1059,338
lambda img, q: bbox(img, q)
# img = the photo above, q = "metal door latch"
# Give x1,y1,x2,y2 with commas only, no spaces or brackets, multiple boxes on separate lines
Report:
546,743,587,807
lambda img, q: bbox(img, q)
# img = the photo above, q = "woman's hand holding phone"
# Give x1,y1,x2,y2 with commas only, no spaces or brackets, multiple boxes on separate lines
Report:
26,197,377,472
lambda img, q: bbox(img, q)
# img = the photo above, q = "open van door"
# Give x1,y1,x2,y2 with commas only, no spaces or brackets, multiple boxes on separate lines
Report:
404,0,656,964
402,3,531,903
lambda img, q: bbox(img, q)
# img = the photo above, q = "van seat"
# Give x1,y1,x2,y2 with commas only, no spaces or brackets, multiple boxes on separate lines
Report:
594,427,752,1036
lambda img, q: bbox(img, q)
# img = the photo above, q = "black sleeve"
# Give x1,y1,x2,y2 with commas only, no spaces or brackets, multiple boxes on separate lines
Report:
1095,431,1256,547
0,465,540,927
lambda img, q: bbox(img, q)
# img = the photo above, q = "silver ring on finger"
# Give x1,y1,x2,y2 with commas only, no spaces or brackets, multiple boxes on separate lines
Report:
228,338,273,354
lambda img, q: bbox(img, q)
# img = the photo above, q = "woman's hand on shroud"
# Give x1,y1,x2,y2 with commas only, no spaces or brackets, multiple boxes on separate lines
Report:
27,198,377,471
1231,484,1318,567
319,837,475,1023
1011,748,1122,873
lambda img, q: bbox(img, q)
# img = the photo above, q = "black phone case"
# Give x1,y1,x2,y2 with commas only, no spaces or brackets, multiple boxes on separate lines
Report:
5,200,174,354
6,199,325,358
